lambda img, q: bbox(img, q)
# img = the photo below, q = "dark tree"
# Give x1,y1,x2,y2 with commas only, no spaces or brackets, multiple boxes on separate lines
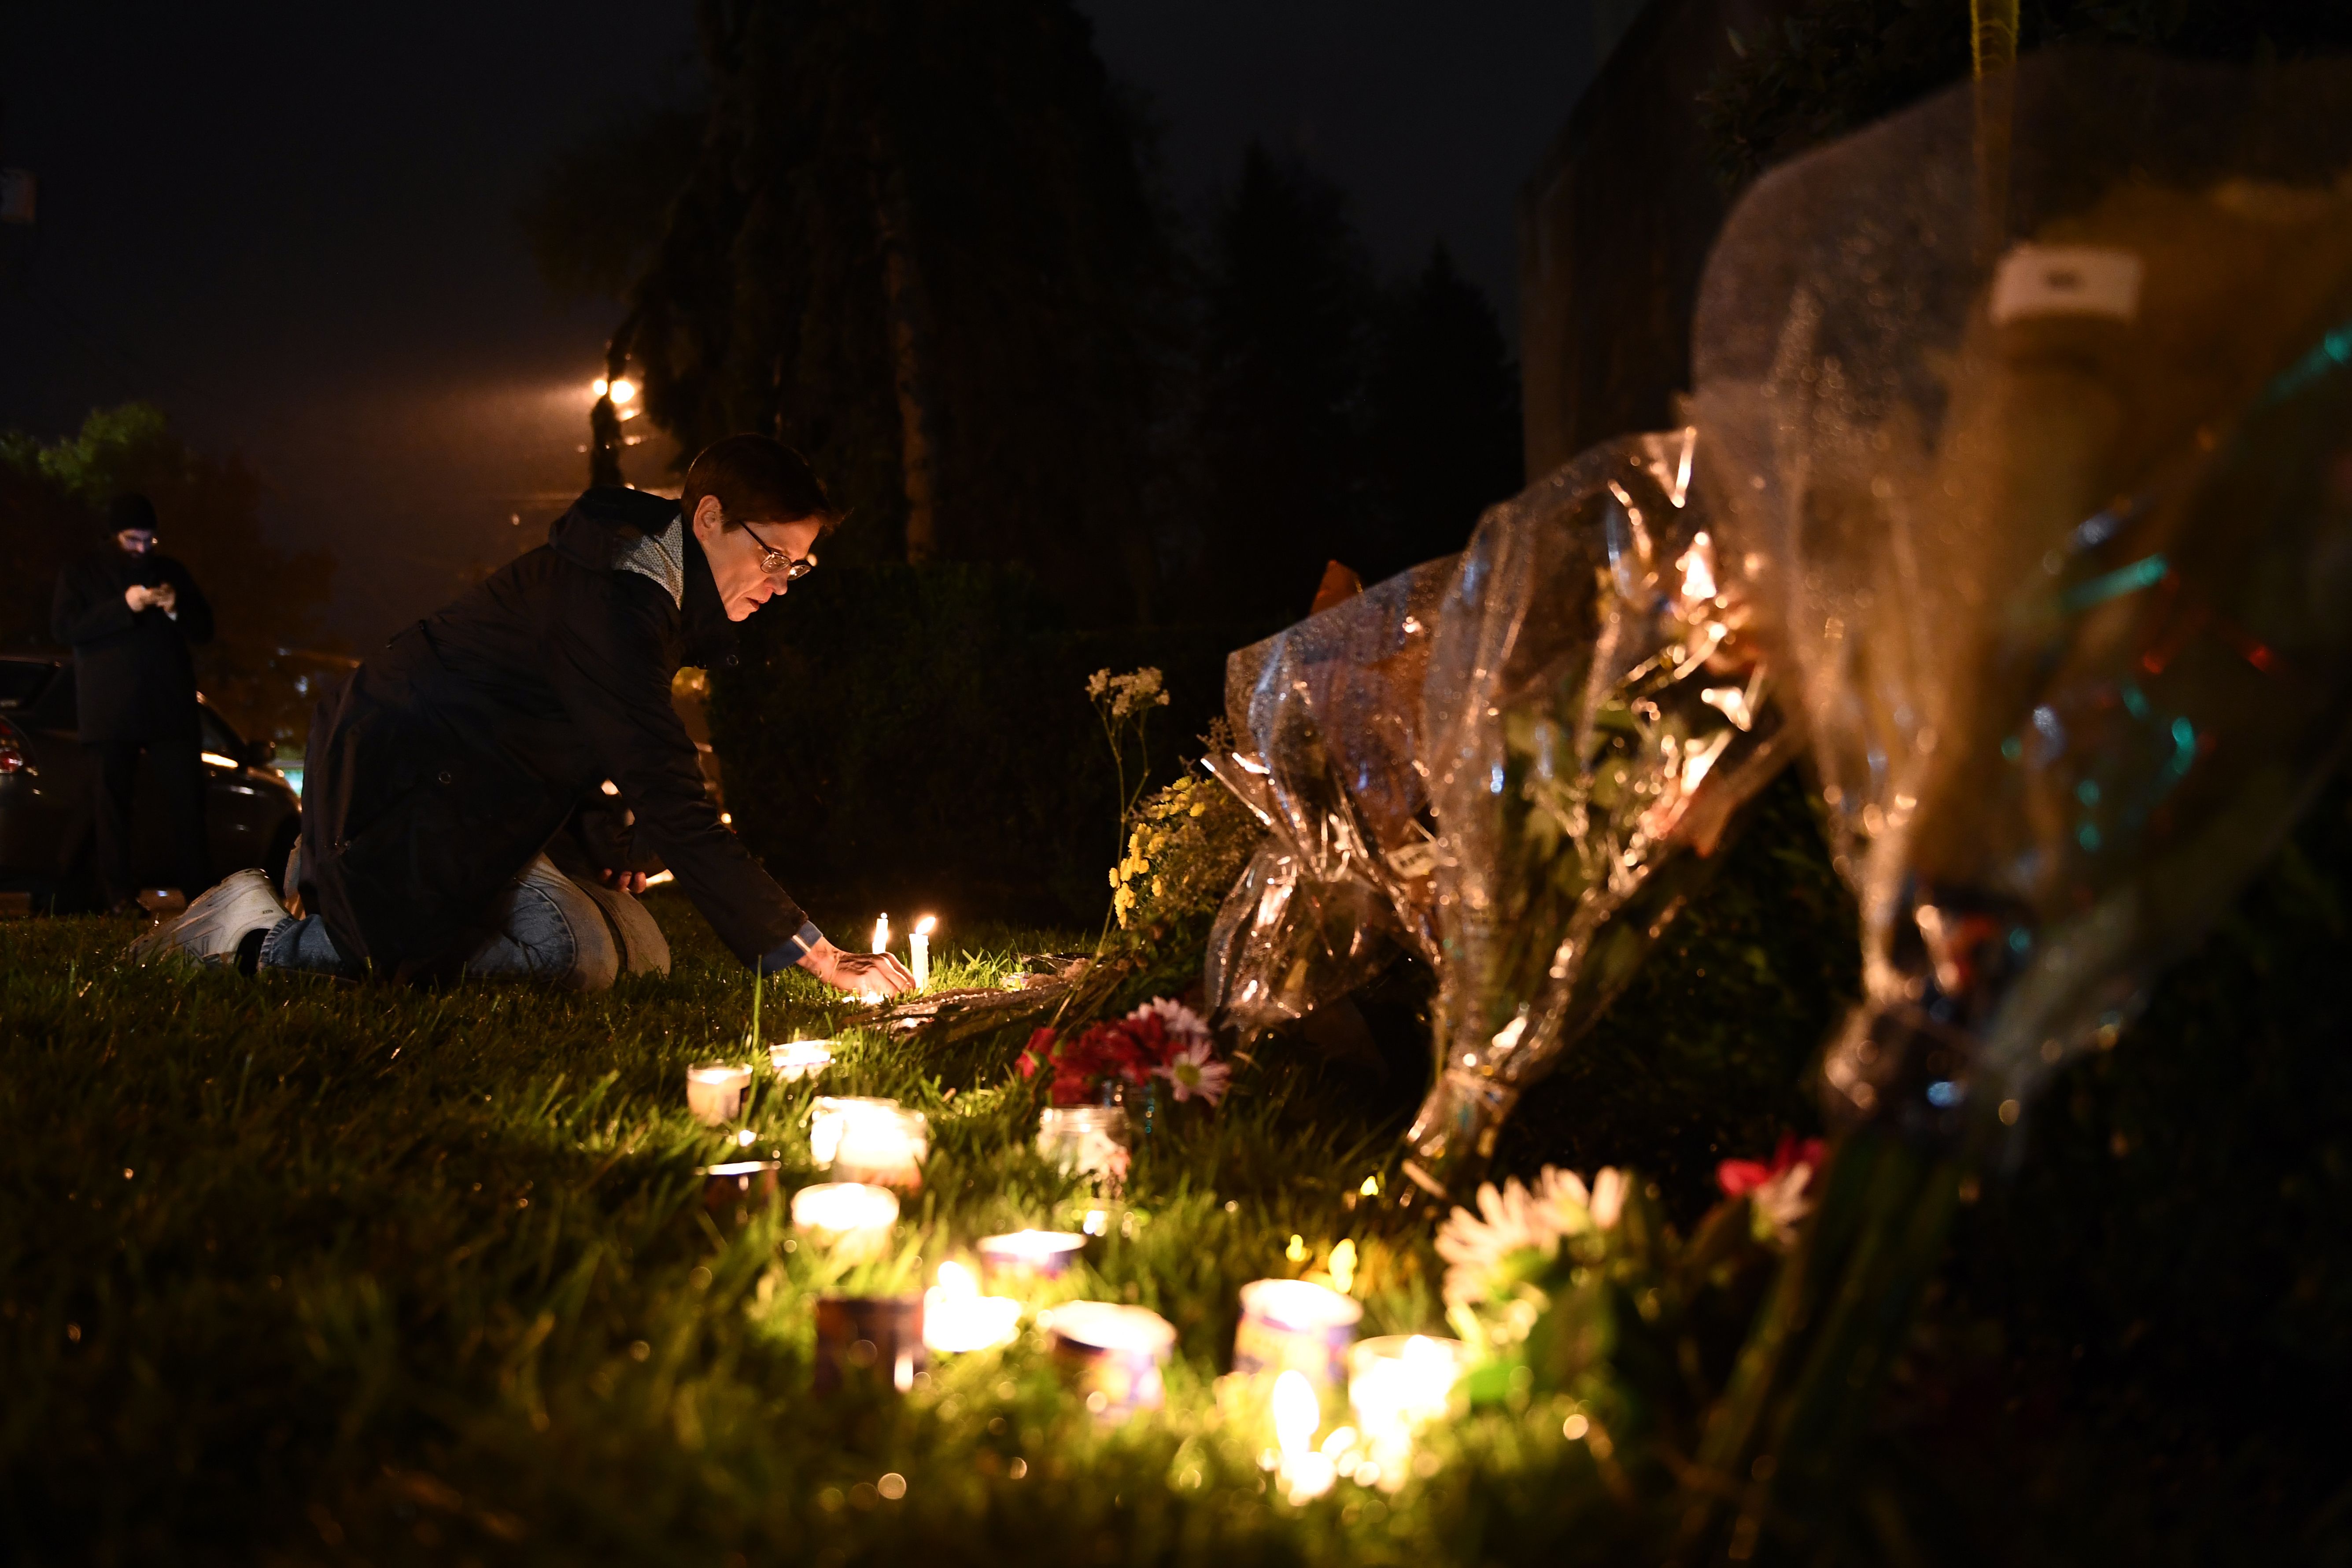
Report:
520,107,705,302
603,0,1176,622
1362,244,1523,580
1193,144,1376,620
1702,0,2352,189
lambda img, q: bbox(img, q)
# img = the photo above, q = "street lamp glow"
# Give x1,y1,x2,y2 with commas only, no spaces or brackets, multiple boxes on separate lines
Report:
610,377,637,405
591,376,609,397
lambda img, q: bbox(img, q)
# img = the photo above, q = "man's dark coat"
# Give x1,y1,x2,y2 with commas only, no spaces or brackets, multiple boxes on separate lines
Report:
50,548,215,742
300,487,808,974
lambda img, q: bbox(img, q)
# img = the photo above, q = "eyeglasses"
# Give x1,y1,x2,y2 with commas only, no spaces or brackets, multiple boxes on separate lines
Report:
740,521,817,582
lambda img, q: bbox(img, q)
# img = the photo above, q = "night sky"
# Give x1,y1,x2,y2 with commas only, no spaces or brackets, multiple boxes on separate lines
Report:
0,2,1595,649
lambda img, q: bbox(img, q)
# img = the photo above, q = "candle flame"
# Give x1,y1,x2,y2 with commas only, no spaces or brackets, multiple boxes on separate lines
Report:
1272,1369,1319,1457
913,914,937,936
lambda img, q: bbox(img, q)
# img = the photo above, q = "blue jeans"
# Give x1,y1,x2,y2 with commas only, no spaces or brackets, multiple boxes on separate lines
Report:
259,852,669,989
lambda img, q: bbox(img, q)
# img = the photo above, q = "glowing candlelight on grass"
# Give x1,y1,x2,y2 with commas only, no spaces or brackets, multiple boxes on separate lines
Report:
806,1096,900,1166
909,914,937,988
1233,1278,1362,1393
872,912,890,955
769,1039,834,1082
809,1096,926,1186
975,1229,1087,1288
832,1106,929,1189
1045,1301,1176,1420
684,1062,752,1126
1347,1334,1464,1491
790,1181,900,1260
1270,1369,1338,1502
920,1262,1022,1354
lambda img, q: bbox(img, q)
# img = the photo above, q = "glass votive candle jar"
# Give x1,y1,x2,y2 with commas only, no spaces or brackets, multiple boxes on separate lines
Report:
1046,1300,1176,1420
769,1039,834,1083
1348,1333,1464,1488
1233,1279,1362,1393
976,1229,1088,1290
697,1158,781,1215
1036,1105,1129,1184
829,1106,930,1189
808,1096,904,1166
789,1181,900,1260
814,1294,925,1394
685,1062,753,1126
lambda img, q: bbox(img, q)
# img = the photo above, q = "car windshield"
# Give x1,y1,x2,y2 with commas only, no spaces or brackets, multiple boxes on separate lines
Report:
199,704,243,758
0,662,52,711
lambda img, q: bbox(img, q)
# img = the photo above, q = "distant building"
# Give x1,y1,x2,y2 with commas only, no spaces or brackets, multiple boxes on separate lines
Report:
1518,0,1793,475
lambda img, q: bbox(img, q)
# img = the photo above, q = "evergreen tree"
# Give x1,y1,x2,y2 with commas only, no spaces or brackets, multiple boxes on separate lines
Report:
605,0,1176,622
1193,144,1374,620
1702,0,2352,189
1363,244,1523,581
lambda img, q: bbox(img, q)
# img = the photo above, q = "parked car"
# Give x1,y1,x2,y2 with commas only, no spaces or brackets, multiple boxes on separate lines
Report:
0,653,301,910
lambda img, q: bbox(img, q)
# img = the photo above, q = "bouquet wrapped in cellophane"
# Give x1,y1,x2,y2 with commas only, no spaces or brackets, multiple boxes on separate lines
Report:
1672,49,2352,1548
1203,558,1455,1034
1398,432,1803,1204
1691,49,2352,1136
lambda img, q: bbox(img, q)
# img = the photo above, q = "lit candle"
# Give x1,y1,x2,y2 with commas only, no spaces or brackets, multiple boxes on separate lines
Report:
808,1096,926,1186
1233,1279,1363,1395
909,914,937,989
685,1062,753,1126
1045,1301,1176,1420
814,1293,924,1395
920,1261,1022,1354
769,1038,834,1083
697,1158,781,1214
1271,1368,1339,1502
790,1181,900,1260
831,1106,929,1189
1347,1334,1464,1491
872,912,890,955
975,1229,1088,1289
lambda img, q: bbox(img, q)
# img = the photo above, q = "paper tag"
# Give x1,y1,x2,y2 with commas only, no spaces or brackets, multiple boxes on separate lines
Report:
1990,244,2143,325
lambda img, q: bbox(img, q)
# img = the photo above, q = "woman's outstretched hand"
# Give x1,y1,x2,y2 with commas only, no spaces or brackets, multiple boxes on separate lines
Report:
798,936,918,999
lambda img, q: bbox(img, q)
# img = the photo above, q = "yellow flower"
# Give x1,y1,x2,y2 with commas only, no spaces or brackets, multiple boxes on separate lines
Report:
1189,802,1206,817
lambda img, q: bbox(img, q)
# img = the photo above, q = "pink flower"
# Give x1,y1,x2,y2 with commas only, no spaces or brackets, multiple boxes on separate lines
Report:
1155,1039,1230,1105
1129,997,1210,1050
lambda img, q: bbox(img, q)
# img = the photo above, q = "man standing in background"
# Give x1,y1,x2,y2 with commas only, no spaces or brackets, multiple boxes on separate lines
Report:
50,494,215,912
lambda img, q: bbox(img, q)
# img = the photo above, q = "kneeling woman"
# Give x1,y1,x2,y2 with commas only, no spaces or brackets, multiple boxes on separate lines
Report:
133,435,911,1000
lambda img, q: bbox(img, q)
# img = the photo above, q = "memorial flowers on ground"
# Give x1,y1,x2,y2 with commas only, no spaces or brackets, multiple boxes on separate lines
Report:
1019,997,1229,1108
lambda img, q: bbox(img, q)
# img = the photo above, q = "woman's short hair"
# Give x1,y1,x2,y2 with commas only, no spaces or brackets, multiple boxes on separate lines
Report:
682,435,842,533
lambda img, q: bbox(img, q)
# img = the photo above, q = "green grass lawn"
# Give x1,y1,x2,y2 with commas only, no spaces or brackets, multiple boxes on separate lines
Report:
6,770,2351,1565
0,898,1628,1566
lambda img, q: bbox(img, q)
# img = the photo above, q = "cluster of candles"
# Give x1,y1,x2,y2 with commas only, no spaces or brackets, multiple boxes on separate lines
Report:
780,1185,1465,1484
868,912,939,994
683,928,1463,1485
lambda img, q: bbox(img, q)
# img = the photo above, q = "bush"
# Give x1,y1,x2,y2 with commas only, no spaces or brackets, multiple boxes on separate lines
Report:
709,563,1274,926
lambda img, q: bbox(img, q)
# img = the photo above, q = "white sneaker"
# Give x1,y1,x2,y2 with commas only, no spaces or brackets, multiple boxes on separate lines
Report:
124,868,290,968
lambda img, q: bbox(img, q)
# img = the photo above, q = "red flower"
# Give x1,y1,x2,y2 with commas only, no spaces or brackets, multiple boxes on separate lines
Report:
1717,1133,1826,1199
1023,1000,1223,1107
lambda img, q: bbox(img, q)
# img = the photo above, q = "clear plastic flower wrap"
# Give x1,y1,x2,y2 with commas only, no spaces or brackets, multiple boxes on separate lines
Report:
1397,432,1803,1203
1203,558,1455,1033
1686,49,2352,1136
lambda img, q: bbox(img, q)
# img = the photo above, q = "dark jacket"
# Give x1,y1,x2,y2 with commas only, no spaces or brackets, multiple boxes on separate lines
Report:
50,548,215,743
299,487,808,974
